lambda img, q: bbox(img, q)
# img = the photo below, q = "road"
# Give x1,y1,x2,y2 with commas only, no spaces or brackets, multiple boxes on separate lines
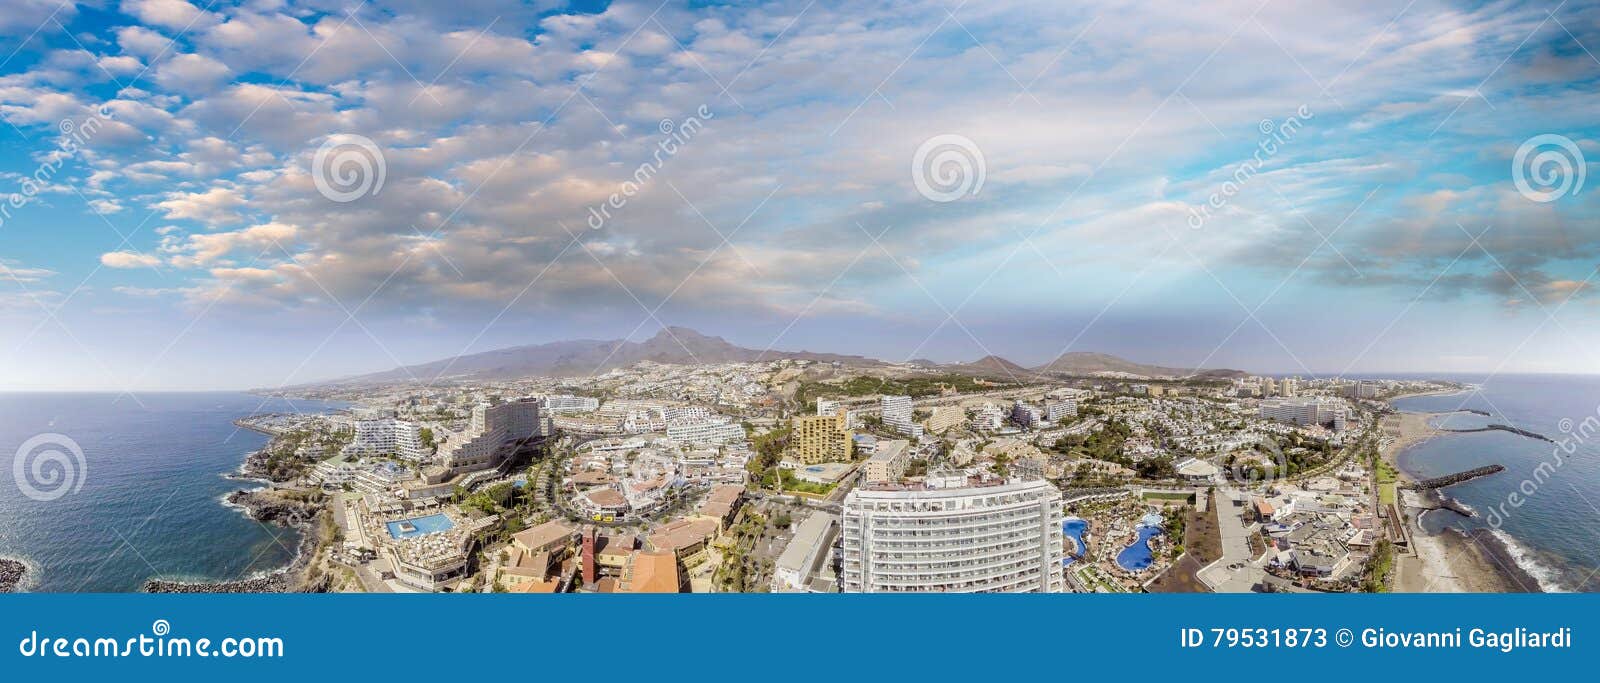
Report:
1197,487,1309,593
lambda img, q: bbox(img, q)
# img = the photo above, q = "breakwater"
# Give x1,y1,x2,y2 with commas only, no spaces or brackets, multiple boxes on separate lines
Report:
0,558,28,592
1440,423,1553,443
1405,464,1506,490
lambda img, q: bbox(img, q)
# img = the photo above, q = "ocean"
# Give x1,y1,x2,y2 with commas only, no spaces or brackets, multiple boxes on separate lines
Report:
1392,374,1600,593
0,392,346,592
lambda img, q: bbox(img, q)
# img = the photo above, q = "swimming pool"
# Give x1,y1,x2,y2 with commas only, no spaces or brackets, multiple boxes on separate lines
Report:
386,513,455,540
1062,518,1089,566
1115,524,1163,572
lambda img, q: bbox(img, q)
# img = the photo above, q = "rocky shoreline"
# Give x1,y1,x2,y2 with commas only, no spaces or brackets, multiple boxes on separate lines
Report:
1,557,29,592
143,488,333,593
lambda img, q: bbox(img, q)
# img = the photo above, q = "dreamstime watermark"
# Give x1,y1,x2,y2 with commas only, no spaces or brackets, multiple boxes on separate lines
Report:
313,133,386,203
586,104,715,230
11,433,86,502
1512,133,1585,203
1480,410,1594,529
911,134,985,202
17,619,284,658
1188,105,1314,230
1225,435,1289,488
0,105,116,229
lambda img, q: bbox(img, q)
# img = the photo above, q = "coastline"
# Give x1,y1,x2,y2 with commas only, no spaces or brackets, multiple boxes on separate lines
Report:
1381,398,1542,593
145,430,333,593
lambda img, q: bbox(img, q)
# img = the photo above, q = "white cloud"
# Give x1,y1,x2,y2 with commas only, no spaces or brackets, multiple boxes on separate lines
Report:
100,251,162,268
120,0,220,32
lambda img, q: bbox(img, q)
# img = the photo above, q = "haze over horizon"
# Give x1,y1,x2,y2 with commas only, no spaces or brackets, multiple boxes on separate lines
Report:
3,0,1598,391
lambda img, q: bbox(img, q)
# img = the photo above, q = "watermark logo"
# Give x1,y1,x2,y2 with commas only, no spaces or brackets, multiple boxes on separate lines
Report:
1188,105,1314,230
12,433,87,502
1512,133,1585,203
0,105,116,229
313,133,386,203
586,104,714,231
911,134,985,203
1226,436,1288,488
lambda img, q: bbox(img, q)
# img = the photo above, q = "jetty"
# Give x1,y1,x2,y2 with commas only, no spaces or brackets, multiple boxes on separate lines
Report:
1404,464,1505,490
1440,423,1553,443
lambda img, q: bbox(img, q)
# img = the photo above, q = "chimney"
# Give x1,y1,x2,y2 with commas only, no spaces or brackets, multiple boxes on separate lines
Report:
582,525,597,588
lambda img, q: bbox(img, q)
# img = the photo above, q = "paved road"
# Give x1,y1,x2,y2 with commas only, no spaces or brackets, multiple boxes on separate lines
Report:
1196,488,1309,593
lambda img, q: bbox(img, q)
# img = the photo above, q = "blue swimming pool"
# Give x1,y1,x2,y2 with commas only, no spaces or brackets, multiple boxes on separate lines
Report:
386,513,455,539
1115,524,1163,572
1062,518,1088,566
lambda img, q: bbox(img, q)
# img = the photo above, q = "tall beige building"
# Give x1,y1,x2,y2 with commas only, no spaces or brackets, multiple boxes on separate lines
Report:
792,409,853,464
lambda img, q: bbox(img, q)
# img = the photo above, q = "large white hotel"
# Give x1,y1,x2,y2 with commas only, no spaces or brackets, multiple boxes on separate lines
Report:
840,477,1065,593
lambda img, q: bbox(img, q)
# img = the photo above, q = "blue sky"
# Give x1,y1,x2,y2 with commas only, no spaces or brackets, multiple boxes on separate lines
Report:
1,0,1598,390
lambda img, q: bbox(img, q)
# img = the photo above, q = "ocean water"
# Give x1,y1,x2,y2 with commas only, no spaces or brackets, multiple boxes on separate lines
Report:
1392,374,1600,593
0,392,346,592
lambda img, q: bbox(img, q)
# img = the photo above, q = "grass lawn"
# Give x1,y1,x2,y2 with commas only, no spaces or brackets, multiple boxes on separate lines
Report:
1379,482,1397,506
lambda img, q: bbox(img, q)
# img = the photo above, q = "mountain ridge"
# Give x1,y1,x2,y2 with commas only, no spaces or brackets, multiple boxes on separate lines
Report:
297,327,1245,387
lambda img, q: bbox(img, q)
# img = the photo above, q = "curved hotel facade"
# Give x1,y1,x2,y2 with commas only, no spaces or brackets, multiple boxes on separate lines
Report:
841,478,1065,593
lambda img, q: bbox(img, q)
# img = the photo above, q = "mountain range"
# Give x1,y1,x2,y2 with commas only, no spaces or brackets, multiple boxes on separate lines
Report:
307,326,1245,386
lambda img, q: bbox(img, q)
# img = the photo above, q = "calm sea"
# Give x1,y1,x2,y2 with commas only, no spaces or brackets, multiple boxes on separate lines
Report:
0,392,346,592
1392,374,1600,593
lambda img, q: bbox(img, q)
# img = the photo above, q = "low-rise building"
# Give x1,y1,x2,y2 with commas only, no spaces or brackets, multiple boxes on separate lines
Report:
772,512,840,592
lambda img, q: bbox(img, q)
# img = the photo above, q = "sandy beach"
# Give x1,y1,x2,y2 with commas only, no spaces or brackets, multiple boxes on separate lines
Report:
1381,406,1528,593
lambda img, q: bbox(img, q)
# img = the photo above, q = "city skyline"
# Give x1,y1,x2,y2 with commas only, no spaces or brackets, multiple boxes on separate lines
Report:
2,0,1598,390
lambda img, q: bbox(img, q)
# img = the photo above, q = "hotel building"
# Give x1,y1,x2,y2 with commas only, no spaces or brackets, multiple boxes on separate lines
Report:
342,417,428,461
840,477,1065,593
792,409,853,464
880,395,923,438
1259,397,1346,427
438,398,543,474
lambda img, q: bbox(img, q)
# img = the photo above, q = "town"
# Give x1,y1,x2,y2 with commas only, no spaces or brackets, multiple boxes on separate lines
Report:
233,358,1458,594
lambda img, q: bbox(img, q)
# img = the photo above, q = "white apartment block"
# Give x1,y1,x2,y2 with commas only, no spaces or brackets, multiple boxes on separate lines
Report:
841,478,1065,593
439,399,542,473
666,417,747,446
1011,401,1042,429
880,395,923,438
974,403,1005,431
1259,397,1345,427
544,395,600,413
1044,400,1077,424
342,418,428,460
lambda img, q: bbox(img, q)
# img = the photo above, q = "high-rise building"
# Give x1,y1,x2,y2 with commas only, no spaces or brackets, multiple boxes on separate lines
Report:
1343,380,1380,400
974,403,1005,431
792,409,853,464
880,395,922,438
342,417,428,460
439,398,542,473
840,478,1065,593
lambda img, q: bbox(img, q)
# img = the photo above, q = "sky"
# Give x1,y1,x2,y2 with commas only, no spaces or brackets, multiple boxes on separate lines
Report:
0,0,1597,391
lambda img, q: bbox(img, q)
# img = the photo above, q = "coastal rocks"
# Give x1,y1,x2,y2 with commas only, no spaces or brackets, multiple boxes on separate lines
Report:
144,573,293,593
1,558,28,592
226,488,326,527
144,488,334,593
